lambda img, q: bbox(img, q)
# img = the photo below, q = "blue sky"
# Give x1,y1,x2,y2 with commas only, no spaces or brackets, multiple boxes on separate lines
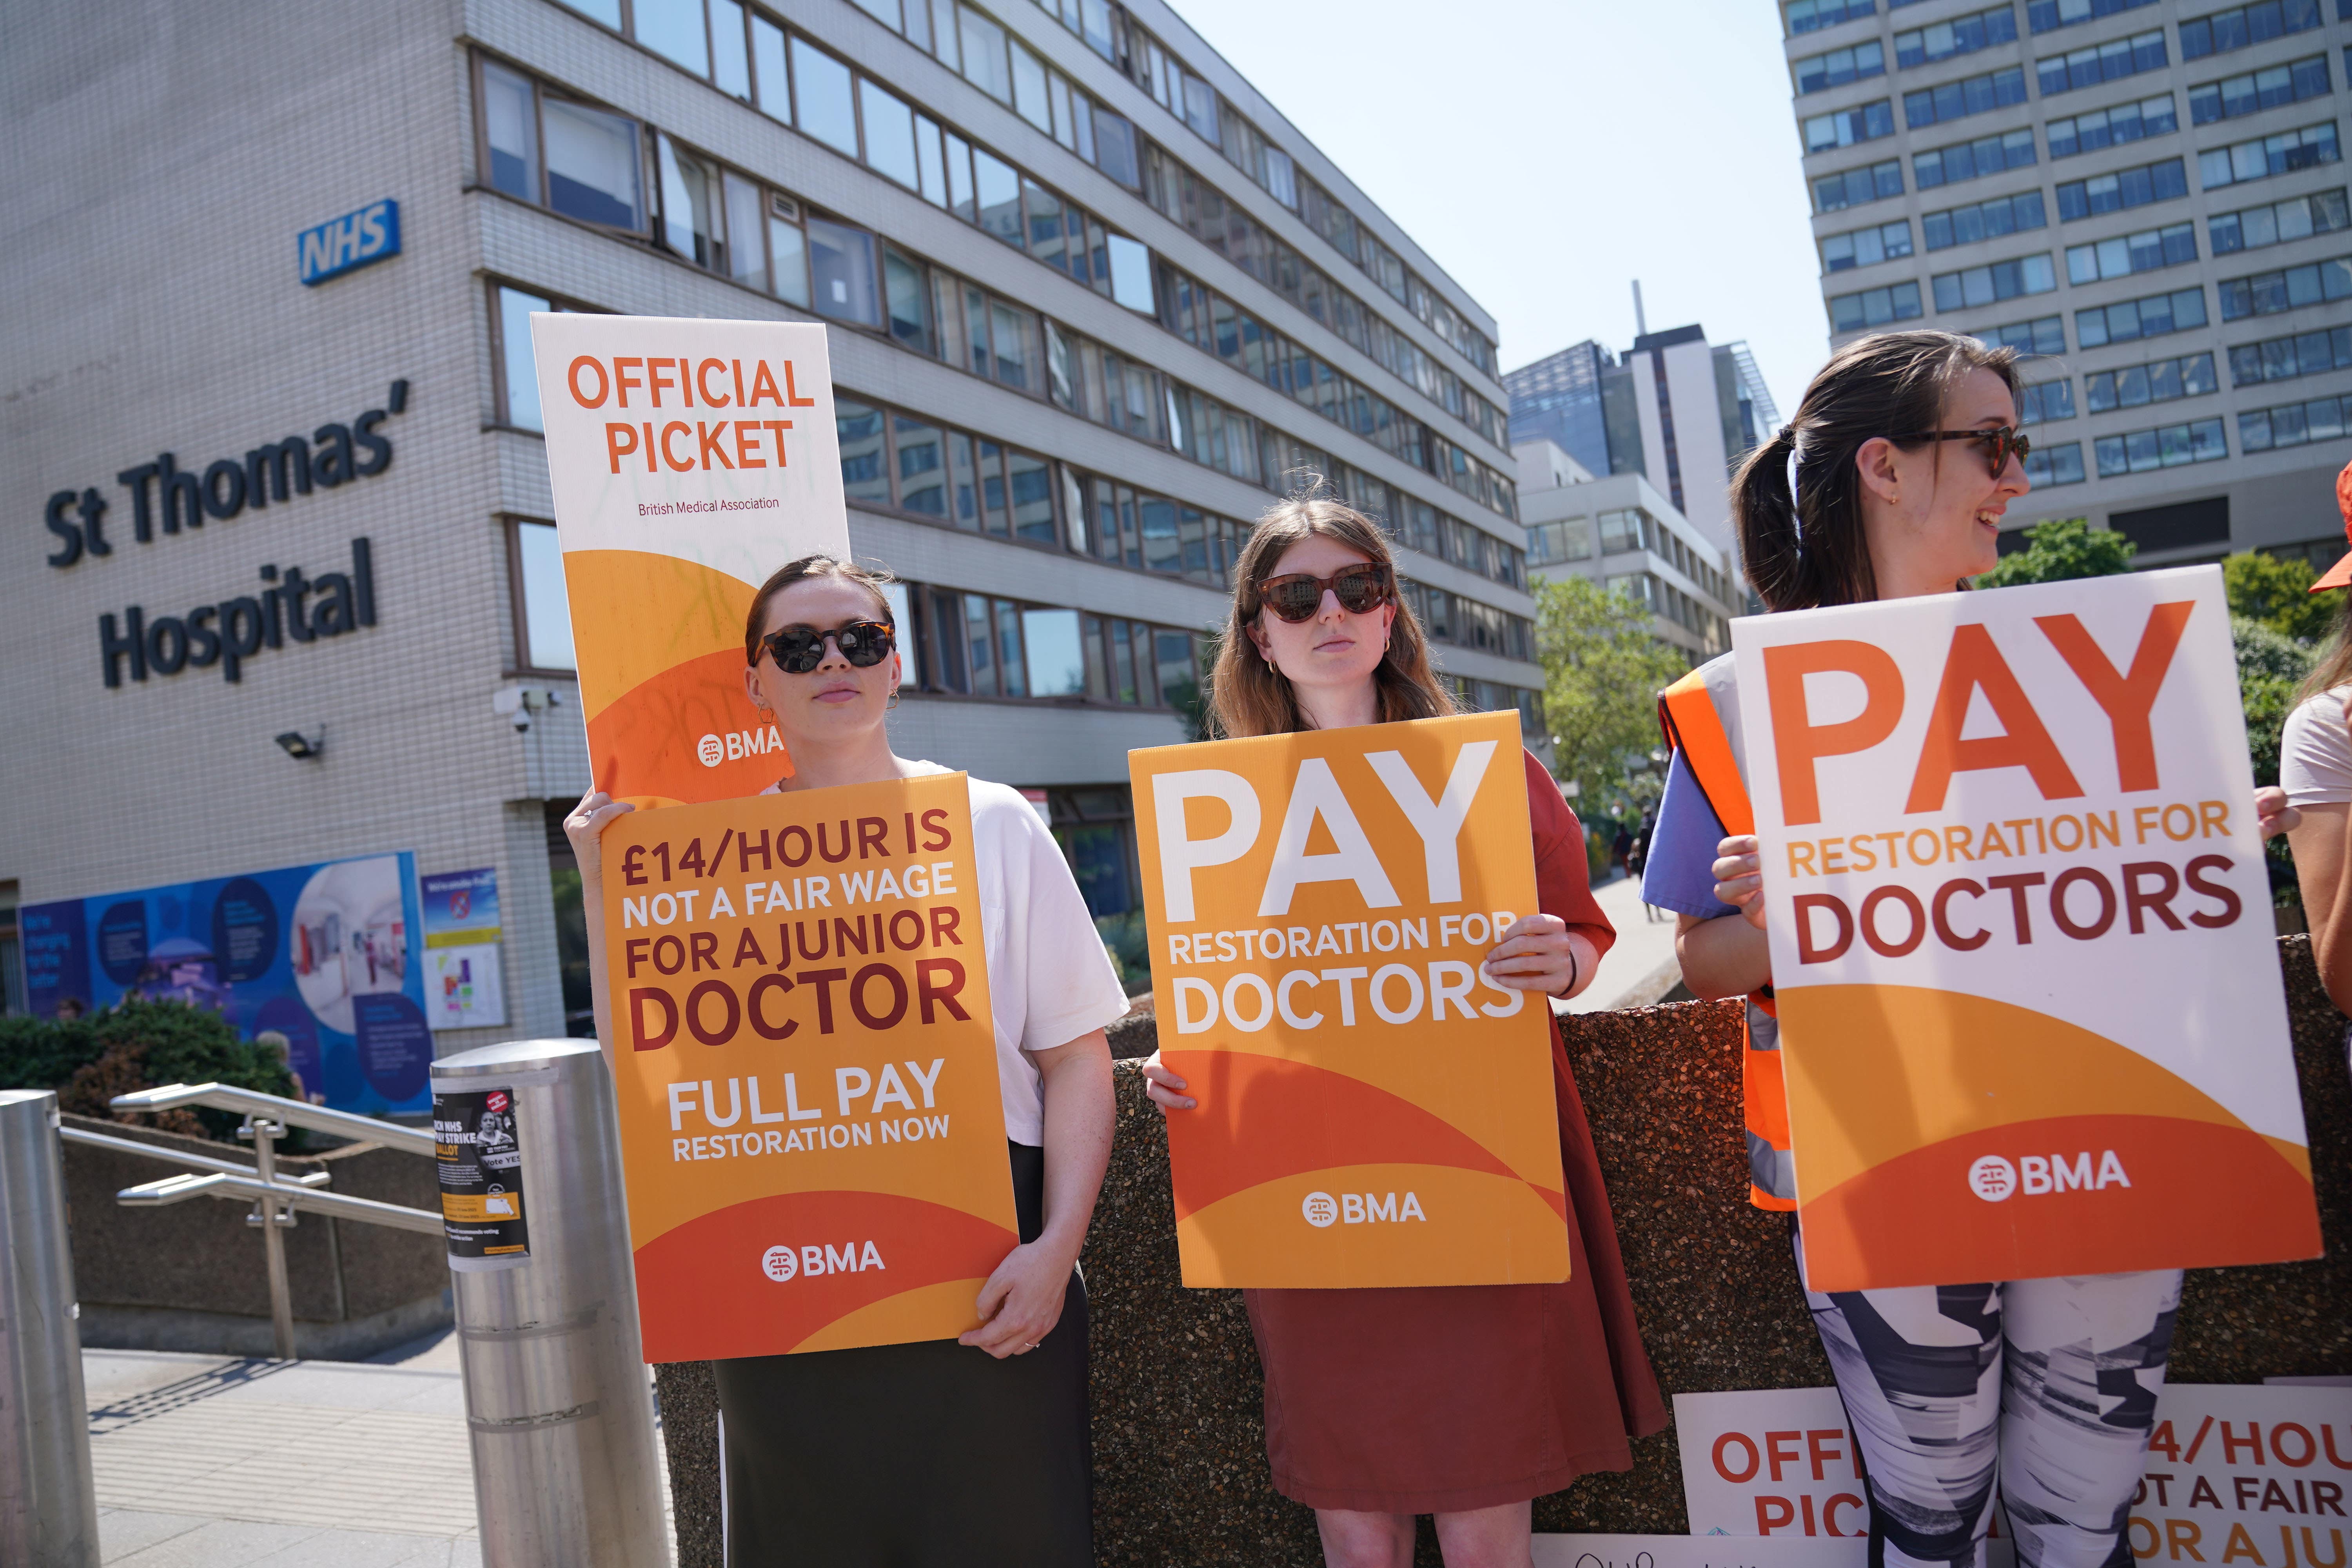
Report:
1166,0,1828,421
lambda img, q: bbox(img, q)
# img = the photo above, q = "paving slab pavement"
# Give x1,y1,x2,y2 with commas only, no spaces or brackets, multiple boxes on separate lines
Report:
1564,868,1684,1013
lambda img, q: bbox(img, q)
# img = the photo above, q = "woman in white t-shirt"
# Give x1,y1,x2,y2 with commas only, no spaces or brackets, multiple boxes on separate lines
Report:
566,554,1125,1566
2279,460,2352,1015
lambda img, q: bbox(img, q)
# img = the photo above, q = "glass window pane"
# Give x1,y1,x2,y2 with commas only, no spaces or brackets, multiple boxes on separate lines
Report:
768,214,810,306
903,0,931,49
1082,613,1109,699
1154,631,1197,711
858,78,918,189
946,131,976,220
481,62,541,201
1051,73,1078,152
1107,234,1154,312
1140,495,1180,573
723,173,765,287
791,37,859,156
561,0,622,22
753,15,789,118
991,301,1031,389
1011,39,1052,131
635,0,710,76
929,0,960,68
656,135,719,268
1093,107,1139,188
837,400,888,506
974,147,1023,245
959,6,1011,100
1008,450,1054,542
978,440,1009,534
849,0,902,25
884,249,931,353
894,417,946,515
947,431,980,528
498,286,551,431
544,99,643,229
1024,178,1067,269
1022,608,1084,696
964,595,997,694
995,601,1027,696
711,0,751,97
517,521,576,672
915,114,947,205
807,216,880,325
1111,619,1137,703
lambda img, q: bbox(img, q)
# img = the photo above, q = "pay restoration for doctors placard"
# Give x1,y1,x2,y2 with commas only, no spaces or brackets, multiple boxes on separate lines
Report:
1731,566,2319,1292
529,314,850,807
600,771,1017,1361
1130,711,1570,1289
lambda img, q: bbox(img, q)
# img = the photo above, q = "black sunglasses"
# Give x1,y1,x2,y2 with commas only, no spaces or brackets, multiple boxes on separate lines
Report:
1256,563,1395,624
1891,425,2032,474
759,620,895,674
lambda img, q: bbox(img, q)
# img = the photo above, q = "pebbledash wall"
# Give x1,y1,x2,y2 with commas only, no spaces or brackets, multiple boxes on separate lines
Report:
0,0,1541,1044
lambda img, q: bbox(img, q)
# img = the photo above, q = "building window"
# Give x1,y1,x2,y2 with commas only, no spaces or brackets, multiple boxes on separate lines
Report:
2027,0,2158,31
1821,220,1915,270
2055,157,2188,221
2076,286,2208,347
2179,0,2325,60
1923,191,2047,250
507,518,576,673
1973,314,2067,356
476,58,646,232
2047,93,2179,157
2064,222,2198,283
1904,65,2028,127
2218,254,2352,319
808,214,882,325
1804,99,1896,153
489,282,598,431
2239,392,2352,452
2093,418,2229,476
2200,123,2341,191
1795,41,1886,94
1830,280,1926,331
2211,188,2351,255
1526,517,1594,564
1915,128,2037,189
2023,441,2089,485
2085,351,2221,412
1933,254,2057,311
2227,324,2352,386
1814,158,1906,212
2018,379,2077,424
2190,54,2333,124
2036,29,2168,96
1895,7,2020,69
1788,0,1878,34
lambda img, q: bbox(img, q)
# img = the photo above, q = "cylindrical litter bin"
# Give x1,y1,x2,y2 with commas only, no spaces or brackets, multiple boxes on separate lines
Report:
431,1040,667,1567
0,1090,99,1568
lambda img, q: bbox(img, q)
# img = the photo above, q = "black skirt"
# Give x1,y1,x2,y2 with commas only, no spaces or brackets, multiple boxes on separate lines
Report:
714,1141,1091,1567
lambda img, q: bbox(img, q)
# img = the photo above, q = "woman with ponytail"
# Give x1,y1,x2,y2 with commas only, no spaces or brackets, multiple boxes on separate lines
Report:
1143,491,1666,1568
1644,330,2180,1568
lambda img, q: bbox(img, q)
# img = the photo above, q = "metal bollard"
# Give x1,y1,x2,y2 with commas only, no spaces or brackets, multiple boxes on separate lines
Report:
431,1040,668,1567
0,1091,99,1568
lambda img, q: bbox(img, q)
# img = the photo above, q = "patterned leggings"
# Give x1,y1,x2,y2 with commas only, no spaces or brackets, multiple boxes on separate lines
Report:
1795,1231,2183,1568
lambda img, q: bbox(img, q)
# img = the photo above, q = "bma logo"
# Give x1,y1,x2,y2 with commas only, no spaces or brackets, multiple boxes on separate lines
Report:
761,1241,886,1281
1968,1151,2132,1202
1302,1191,1427,1226
298,200,401,286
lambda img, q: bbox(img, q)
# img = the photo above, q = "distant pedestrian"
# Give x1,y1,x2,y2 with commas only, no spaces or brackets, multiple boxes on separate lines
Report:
1610,825,1633,878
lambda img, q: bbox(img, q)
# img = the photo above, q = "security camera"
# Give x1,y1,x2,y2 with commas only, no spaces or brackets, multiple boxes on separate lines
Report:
492,684,560,733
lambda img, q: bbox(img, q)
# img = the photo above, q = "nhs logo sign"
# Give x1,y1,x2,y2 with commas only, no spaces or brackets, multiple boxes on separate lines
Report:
298,200,401,286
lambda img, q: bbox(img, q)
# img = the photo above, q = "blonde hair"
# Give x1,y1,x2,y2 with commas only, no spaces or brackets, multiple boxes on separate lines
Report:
1208,489,1456,739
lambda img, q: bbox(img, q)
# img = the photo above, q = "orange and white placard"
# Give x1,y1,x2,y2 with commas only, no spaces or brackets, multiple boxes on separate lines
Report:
1731,566,2319,1291
1130,711,1570,1289
601,773,1016,1361
530,314,849,807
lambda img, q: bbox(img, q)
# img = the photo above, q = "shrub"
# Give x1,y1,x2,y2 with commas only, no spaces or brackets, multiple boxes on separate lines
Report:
0,999,298,1141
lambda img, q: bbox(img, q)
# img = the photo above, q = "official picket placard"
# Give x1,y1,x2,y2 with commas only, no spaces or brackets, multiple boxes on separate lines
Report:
600,771,1016,1361
529,314,851,808
1130,711,1569,1289
1730,566,2319,1291
435,1086,528,1271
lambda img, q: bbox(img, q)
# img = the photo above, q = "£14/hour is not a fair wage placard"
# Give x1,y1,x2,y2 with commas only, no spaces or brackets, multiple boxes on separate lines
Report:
1131,711,1570,1289
601,771,1016,1361
1731,566,2319,1292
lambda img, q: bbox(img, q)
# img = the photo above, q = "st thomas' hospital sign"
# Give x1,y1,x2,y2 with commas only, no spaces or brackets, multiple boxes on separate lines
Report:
39,379,408,688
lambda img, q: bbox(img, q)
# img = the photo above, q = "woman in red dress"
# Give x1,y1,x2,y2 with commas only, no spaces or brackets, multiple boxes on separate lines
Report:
1143,495,1667,1568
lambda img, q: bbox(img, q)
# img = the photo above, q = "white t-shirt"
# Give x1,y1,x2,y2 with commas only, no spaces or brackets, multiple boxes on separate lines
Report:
900,765,1129,1143
2281,686,2352,806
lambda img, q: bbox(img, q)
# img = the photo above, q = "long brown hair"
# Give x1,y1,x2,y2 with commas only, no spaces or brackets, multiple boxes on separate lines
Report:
1735,329,2021,611
1209,490,1456,738
743,554,897,664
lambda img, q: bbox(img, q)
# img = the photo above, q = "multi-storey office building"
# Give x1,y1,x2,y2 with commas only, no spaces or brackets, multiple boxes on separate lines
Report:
1788,0,2352,564
1504,327,1782,559
0,0,1538,1034
1515,441,1743,662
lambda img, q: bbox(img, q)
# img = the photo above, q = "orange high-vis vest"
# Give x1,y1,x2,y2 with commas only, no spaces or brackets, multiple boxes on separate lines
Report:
1657,656,1796,1213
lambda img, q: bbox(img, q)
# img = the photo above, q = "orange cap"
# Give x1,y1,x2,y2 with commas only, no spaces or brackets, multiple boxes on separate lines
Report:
2313,457,2352,591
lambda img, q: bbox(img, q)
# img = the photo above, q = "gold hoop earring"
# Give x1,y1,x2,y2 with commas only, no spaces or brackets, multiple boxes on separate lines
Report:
886,688,902,710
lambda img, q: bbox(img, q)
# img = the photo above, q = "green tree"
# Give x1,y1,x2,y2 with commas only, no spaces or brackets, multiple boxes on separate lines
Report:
2234,615,2316,791
1975,517,2136,587
0,998,298,1141
2223,550,2335,644
1535,576,1689,809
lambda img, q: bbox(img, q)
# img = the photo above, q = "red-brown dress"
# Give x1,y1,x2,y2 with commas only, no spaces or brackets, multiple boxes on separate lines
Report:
1242,747,1668,1515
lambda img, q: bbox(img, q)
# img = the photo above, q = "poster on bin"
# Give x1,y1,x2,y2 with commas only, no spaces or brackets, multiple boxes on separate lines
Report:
528,313,851,809
421,867,505,1029
599,773,1017,1361
18,852,432,1115
1129,711,1569,1290
1728,566,2319,1292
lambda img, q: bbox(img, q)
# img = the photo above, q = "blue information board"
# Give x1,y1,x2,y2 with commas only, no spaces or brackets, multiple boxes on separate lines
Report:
20,852,433,1115
297,199,401,285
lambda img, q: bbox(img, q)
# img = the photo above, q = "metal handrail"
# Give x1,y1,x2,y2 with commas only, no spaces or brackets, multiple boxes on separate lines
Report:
58,1124,333,1188
116,1171,441,1235
108,1083,437,1158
